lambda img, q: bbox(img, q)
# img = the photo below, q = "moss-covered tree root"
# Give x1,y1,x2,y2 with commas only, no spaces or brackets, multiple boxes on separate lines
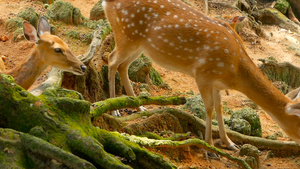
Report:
121,134,251,169
120,108,300,156
90,96,187,118
0,74,176,168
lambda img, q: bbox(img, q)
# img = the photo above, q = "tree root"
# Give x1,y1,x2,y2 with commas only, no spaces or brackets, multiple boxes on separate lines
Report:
121,134,251,169
90,96,186,118
21,132,96,169
122,108,300,156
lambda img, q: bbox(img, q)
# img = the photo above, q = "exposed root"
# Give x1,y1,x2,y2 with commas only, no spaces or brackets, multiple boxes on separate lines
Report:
90,96,186,118
120,134,251,169
122,108,300,156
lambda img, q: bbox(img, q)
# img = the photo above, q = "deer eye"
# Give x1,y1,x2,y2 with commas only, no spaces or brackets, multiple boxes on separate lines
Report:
54,48,63,53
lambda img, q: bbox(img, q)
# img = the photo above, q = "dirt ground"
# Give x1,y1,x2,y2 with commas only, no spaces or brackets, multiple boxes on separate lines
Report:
1,0,300,168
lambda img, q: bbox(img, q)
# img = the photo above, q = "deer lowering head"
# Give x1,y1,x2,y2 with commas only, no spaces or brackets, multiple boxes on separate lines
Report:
102,0,300,150
0,17,86,90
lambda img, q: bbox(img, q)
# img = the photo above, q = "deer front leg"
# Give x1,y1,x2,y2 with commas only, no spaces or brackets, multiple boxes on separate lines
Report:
117,50,146,112
213,89,239,150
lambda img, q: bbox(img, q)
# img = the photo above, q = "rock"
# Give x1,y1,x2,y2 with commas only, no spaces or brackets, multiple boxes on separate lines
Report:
259,58,300,89
73,7,83,25
230,118,252,135
129,55,163,86
245,156,259,169
17,7,39,27
275,0,290,14
183,95,206,119
90,0,105,21
12,27,25,42
230,107,262,137
257,8,300,32
5,17,23,32
240,144,260,159
239,144,260,169
46,0,74,24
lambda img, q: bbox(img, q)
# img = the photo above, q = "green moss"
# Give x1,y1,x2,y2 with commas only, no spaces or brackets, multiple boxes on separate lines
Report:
12,27,24,42
230,107,262,137
275,0,290,14
73,7,83,25
183,95,206,119
46,0,74,24
150,67,164,86
17,7,39,27
5,17,24,32
66,30,80,39
90,0,105,21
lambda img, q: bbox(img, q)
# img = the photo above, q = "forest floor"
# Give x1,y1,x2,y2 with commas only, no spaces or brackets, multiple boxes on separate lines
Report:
0,0,300,168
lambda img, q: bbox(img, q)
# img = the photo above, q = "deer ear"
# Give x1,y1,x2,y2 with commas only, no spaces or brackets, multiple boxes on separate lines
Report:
229,16,240,23
236,16,246,23
286,102,300,117
23,21,39,42
286,87,300,101
37,17,51,35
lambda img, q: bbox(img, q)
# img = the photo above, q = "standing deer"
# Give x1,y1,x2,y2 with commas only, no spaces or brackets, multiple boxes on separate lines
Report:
0,17,86,90
102,0,300,152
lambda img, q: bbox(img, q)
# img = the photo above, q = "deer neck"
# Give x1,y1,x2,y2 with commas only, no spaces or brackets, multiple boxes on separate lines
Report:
4,48,47,90
236,58,292,123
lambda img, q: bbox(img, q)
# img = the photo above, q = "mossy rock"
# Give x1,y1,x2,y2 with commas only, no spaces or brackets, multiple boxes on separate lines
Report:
149,67,163,86
230,107,262,137
275,0,290,14
183,95,234,120
12,27,25,42
90,0,105,21
230,118,251,136
46,0,74,24
5,17,24,32
183,95,206,119
128,55,152,84
259,59,300,89
127,55,163,86
73,7,83,25
239,144,260,162
17,7,39,27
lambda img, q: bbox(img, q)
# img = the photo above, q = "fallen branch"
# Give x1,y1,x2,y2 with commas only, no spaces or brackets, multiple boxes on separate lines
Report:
90,96,187,118
121,134,251,169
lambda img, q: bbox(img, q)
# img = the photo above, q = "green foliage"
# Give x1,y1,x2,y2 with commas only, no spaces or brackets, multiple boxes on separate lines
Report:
5,17,24,32
275,0,290,14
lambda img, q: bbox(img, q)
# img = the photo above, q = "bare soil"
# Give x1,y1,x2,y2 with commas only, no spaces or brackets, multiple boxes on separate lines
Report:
1,0,300,168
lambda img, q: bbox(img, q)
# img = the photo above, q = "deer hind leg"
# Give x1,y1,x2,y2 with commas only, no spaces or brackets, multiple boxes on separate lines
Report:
213,89,239,150
198,84,219,158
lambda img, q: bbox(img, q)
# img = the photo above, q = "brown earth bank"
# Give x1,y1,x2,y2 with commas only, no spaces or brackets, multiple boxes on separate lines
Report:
1,0,300,168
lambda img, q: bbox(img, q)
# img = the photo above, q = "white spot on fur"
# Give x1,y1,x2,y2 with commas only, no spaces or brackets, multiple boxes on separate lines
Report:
217,62,224,67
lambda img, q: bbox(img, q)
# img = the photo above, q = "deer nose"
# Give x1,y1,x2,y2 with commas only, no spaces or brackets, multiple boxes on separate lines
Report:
80,65,87,72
